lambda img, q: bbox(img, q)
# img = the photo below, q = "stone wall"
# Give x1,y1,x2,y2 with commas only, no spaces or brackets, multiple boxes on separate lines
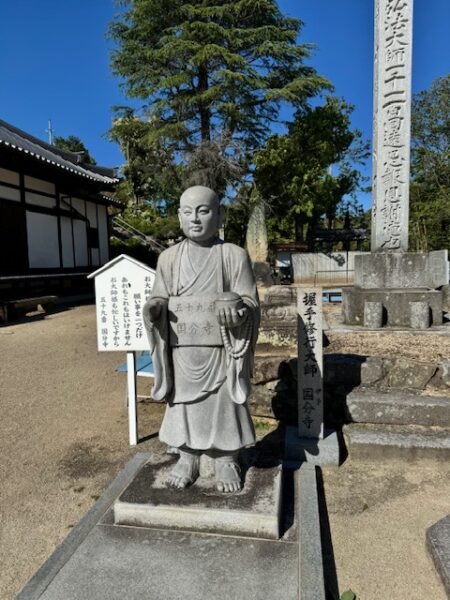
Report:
249,354,450,426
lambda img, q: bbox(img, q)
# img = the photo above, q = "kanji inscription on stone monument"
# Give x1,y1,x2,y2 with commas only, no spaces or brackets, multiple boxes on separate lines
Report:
297,288,323,438
372,0,413,252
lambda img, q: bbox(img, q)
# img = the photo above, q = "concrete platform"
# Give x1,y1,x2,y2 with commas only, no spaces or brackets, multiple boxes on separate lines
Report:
114,455,283,540
16,454,329,600
427,513,450,596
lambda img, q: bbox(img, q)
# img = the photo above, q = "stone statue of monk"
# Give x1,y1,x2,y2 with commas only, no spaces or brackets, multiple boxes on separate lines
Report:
143,186,259,493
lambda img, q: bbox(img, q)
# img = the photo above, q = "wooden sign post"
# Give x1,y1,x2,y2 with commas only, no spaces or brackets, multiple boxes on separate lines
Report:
88,254,155,445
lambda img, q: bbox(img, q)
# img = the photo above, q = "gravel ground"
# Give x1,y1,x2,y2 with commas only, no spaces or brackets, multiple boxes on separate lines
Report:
0,304,449,599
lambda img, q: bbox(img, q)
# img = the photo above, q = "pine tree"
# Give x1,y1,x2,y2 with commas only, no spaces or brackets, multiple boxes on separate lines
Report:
109,0,330,196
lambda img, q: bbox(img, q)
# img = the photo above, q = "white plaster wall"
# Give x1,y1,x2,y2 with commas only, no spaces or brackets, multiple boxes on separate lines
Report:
0,167,20,186
25,191,56,208
0,184,20,202
97,205,109,264
71,198,86,218
292,252,369,284
61,217,75,268
26,211,60,268
73,220,89,266
86,201,97,227
24,176,55,195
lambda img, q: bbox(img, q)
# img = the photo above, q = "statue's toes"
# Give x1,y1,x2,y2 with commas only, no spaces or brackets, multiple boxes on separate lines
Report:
216,481,225,492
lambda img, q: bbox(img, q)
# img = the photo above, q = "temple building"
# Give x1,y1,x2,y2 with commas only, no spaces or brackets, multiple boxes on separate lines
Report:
0,119,119,302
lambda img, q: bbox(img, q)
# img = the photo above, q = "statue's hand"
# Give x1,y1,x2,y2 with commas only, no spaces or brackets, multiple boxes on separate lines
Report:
144,298,167,322
217,306,248,329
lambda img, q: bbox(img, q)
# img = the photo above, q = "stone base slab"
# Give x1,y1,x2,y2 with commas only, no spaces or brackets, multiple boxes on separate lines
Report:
284,427,341,466
342,287,443,327
344,423,450,461
346,388,450,427
114,455,283,540
427,513,450,596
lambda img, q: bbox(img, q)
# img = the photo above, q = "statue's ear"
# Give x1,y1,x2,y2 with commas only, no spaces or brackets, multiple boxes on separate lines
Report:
218,204,224,229
177,208,183,229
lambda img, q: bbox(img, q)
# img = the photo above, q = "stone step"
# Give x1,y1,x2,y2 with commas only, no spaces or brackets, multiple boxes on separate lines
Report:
346,388,450,427
343,423,450,462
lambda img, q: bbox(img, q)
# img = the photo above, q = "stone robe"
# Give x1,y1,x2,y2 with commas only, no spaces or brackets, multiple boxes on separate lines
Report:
144,238,259,451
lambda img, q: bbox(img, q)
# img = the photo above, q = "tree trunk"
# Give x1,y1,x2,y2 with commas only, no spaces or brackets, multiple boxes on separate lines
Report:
198,65,211,142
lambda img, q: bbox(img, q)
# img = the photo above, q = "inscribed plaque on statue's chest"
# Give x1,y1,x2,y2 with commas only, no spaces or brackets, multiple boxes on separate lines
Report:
168,295,222,346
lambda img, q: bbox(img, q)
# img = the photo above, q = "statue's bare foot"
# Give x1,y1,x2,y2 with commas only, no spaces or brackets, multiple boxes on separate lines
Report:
215,460,241,493
166,453,199,489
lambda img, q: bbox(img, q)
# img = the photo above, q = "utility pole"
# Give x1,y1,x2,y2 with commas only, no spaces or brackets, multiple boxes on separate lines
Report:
46,119,54,145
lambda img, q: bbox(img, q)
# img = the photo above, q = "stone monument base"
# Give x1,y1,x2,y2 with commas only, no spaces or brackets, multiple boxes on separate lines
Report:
284,427,342,466
342,287,443,327
114,455,283,540
342,251,448,329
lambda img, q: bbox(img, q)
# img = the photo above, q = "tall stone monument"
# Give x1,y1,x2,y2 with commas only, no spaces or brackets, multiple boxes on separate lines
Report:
246,200,274,287
285,288,340,465
343,0,449,328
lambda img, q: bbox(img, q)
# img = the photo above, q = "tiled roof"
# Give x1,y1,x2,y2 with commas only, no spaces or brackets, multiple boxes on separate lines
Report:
0,119,119,185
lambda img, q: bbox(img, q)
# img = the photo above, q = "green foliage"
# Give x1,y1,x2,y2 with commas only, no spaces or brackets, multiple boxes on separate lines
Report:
254,97,369,244
109,0,330,198
118,205,180,238
409,75,450,252
53,135,97,165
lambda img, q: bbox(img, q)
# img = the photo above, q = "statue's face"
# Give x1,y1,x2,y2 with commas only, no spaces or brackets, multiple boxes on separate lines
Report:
178,187,221,243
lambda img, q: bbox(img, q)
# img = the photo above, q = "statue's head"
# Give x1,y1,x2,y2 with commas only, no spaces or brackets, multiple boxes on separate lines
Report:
178,186,223,243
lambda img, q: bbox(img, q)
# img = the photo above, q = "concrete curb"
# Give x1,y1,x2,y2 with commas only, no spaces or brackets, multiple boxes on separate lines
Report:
426,513,450,597
16,452,150,600
298,464,326,600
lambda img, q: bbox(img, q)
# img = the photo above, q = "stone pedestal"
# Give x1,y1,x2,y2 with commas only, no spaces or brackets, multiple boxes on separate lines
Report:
343,251,448,329
114,455,283,540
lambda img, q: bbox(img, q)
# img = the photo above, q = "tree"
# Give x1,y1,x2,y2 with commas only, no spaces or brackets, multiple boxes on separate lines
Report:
253,97,369,246
409,74,450,252
109,0,330,199
53,135,97,165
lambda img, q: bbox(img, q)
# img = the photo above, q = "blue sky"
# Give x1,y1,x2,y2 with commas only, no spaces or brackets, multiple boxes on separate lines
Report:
1,1,449,208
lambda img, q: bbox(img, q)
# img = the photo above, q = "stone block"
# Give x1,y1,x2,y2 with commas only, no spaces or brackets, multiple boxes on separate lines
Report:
364,301,383,328
114,457,283,540
360,357,386,386
252,356,288,384
429,250,450,288
346,388,450,427
342,287,443,327
297,465,326,600
386,359,436,389
285,427,341,466
344,423,450,461
427,513,450,597
430,361,450,389
323,354,364,387
410,301,430,329
248,385,275,418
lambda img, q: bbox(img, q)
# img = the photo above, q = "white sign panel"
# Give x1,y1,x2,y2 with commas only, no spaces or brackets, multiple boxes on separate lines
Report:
89,255,155,352
297,288,323,439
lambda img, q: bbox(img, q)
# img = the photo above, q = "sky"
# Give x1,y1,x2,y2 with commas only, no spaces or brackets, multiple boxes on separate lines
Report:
0,0,449,209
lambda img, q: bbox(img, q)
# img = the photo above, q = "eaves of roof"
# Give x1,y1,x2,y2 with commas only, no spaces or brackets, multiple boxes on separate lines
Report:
0,119,119,186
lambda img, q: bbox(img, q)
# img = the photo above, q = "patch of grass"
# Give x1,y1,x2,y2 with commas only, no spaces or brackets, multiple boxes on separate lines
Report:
252,417,276,432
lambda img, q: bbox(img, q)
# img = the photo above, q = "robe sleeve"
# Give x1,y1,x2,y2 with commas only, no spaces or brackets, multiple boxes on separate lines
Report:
143,250,173,401
222,244,260,404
